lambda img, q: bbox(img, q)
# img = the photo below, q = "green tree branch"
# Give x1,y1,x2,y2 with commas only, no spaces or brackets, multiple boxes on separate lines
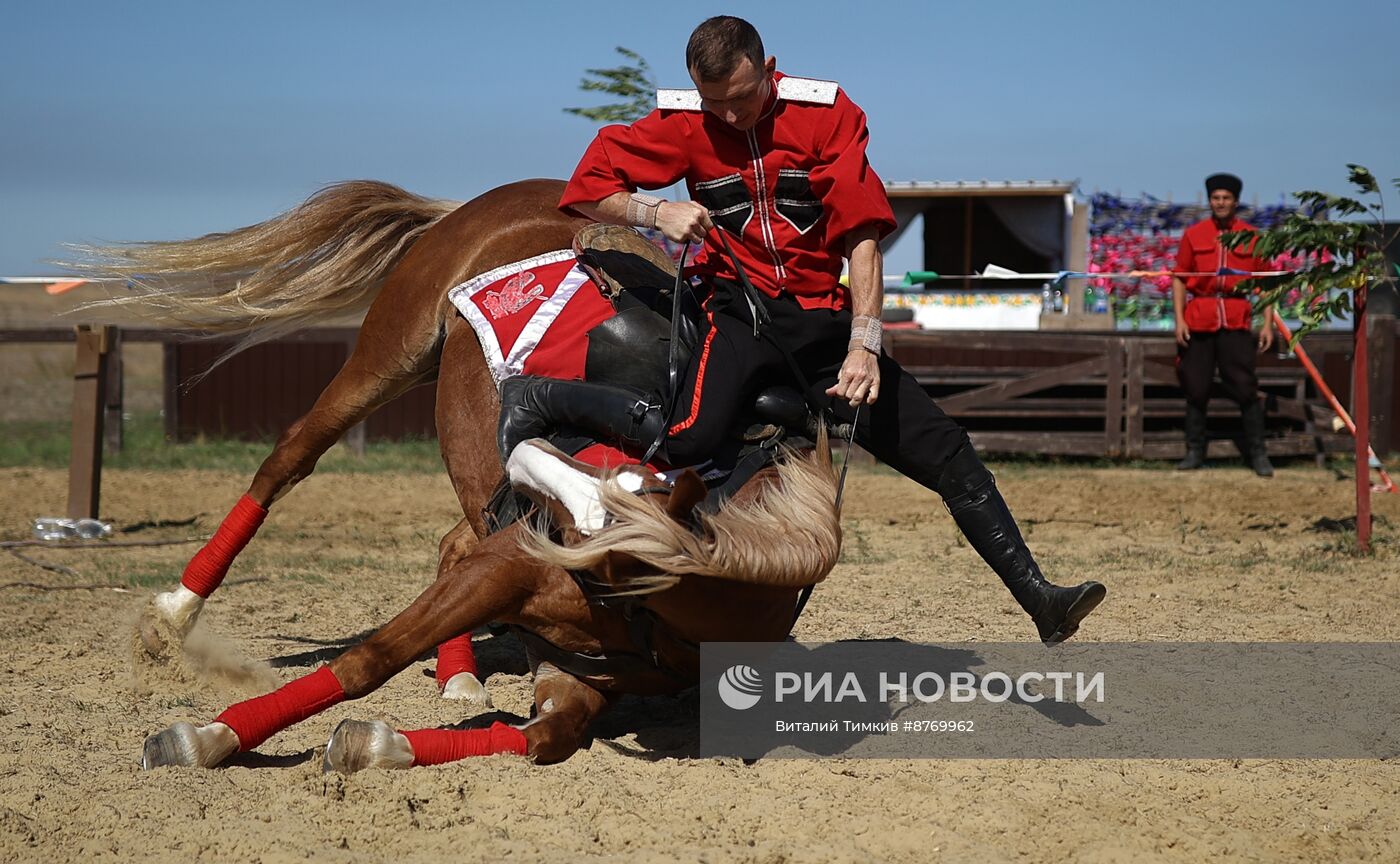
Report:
564,47,656,124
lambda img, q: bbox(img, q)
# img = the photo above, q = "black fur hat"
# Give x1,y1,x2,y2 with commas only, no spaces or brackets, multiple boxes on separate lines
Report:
1205,173,1243,198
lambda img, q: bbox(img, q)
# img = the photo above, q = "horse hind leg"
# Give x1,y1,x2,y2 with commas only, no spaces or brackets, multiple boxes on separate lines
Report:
143,529,534,769
322,662,607,774
145,306,446,648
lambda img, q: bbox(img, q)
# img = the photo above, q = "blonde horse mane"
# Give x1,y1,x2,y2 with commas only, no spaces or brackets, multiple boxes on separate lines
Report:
66,180,460,364
520,431,842,595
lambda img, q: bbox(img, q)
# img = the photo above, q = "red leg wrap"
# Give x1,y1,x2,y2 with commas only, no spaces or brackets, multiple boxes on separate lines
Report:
434,634,478,688
403,722,528,765
181,494,268,598
214,665,345,751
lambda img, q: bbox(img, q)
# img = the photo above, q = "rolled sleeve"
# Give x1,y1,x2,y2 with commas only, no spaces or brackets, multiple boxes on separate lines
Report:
559,111,693,215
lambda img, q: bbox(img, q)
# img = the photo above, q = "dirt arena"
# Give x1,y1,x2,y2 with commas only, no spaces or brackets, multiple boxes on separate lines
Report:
1,453,1396,862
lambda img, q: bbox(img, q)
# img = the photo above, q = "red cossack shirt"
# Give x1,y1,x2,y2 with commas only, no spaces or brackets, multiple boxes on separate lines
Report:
1174,217,1269,332
560,72,897,311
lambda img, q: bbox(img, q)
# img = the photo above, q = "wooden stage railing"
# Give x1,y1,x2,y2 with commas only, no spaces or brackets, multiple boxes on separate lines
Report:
884,329,1373,460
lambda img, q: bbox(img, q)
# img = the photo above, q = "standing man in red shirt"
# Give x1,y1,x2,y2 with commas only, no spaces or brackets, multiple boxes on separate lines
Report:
1172,173,1275,476
499,16,1104,642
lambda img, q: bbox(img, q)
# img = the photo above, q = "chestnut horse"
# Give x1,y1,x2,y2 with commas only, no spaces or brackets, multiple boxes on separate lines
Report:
88,179,619,704
140,435,841,771
85,177,842,769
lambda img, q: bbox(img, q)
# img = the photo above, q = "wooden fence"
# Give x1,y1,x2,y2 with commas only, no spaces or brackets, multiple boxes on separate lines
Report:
3,321,1396,519
885,329,1375,460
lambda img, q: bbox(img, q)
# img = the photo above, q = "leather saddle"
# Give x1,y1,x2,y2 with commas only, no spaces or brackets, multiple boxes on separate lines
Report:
574,224,699,396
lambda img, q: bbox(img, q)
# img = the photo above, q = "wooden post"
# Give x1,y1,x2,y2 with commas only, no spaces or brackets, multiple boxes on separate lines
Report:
162,341,180,441
1103,337,1125,457
103,327,124,453
1354,281,1371,553
1125,338,1145,458
68,325,112,520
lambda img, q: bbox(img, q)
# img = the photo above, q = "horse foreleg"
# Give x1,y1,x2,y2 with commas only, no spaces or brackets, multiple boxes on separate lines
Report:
431,516,491,706
142,533,533,769
428,318,514,703
322,661,607,773
517,662,609,765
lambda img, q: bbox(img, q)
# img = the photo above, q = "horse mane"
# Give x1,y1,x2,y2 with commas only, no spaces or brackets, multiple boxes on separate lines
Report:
64,180,461,366
520,432,842,595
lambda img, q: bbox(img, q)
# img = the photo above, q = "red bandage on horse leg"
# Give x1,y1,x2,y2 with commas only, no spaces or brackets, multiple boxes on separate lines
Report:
434,634,478,688
181,494,268,598
402,722,528,765
214,665,345,751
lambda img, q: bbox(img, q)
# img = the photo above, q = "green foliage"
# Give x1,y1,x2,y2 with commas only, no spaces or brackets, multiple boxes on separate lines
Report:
564,47,656,124
1222,164,1398,341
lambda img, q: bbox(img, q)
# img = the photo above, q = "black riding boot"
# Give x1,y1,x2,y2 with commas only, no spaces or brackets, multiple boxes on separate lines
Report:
937,443,1106,644
1241,399,1274,477
1176,404,1207,470
496,375,665,463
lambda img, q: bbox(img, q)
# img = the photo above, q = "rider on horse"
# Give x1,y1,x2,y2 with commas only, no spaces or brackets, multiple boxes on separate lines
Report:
498,16,1105,643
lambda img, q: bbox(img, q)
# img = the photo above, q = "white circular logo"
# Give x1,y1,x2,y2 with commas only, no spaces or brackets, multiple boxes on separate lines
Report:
717,664,763,710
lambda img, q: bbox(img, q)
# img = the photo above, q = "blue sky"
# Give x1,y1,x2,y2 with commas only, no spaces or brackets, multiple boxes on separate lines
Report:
3,0,1397,275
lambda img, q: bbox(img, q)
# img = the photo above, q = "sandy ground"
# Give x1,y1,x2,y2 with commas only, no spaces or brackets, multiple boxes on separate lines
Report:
0,458,1396,863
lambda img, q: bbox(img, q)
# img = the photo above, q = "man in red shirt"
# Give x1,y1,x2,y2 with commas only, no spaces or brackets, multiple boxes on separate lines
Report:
498,16,1104,642
1172,173,1275,475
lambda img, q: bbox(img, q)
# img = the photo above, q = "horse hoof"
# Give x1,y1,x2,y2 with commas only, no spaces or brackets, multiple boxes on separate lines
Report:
152,586,205,639
138,614,169,658
323,719,413,774
440,672,493,708
141,721,238,769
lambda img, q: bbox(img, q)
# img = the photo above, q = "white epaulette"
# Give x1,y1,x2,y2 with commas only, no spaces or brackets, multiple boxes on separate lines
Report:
657,89,703,111
656,76,839,112
776,76,838,105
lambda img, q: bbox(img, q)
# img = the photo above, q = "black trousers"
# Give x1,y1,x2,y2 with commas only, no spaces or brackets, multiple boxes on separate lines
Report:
663,280,970,491
1176,329,1259,408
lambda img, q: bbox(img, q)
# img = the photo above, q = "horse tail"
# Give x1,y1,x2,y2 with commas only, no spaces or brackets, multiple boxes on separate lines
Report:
69,180,461,353
521,429,842,594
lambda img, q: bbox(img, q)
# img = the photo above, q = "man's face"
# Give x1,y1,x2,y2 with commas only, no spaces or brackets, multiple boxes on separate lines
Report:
691,55,776,131
1209,190,1238,221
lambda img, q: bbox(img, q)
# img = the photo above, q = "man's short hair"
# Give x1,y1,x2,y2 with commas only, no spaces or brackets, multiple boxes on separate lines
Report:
686,16,765,82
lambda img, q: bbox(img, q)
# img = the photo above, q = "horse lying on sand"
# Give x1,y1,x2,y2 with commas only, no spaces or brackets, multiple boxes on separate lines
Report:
142,433,841,771
81,179,658,706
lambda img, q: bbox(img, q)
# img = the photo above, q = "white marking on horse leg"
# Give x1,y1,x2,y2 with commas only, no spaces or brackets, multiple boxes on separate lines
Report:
141,721,239,769
322,719,413,774
506,440,652,535
440,671,493,708
508,440,608,532
152,585,205,637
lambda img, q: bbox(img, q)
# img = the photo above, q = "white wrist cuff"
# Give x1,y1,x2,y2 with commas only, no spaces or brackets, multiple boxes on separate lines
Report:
849,314,882,354
626,193,664,230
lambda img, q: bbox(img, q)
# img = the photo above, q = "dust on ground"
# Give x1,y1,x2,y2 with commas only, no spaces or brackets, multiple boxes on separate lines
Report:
0,462,1396,862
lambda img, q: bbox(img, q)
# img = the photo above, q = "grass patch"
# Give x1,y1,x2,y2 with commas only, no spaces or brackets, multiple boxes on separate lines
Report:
0,412,443,473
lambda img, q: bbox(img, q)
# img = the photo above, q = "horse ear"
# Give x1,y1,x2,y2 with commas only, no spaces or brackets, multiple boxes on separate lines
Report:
665,469,707,522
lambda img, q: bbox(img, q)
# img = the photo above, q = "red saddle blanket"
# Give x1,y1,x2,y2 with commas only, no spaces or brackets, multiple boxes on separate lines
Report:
447,250,615,386
447,250,653,472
